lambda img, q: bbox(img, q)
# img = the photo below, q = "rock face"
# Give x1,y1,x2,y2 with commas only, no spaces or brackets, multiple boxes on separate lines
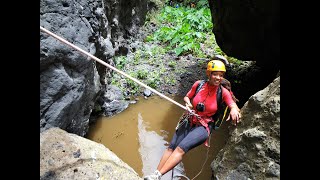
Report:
208,0,280,66
211,76,280,179
40,1,280,179
40,0,151,136
208,0,280,109
40,127,142,180
40,0,105,136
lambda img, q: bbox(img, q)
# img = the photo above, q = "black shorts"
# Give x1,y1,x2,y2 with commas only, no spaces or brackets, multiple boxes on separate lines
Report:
168,121,208,153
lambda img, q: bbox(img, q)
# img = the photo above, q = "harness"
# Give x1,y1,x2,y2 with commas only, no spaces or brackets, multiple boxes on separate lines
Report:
194,80,227,133
176,80,230,147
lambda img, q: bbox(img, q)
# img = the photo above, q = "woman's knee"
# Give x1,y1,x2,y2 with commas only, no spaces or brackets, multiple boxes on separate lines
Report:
166,148,174,153
175,146,186,155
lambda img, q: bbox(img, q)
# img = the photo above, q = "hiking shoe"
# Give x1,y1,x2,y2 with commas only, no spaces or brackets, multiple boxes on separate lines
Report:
144,170,162,180
143,174,161,180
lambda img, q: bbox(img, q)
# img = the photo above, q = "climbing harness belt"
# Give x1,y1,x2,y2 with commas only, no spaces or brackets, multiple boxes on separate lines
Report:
175,110,201,131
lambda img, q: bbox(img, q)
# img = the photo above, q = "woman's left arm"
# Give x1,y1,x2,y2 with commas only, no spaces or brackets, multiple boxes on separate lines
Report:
227,103,241,125
222,87,241,125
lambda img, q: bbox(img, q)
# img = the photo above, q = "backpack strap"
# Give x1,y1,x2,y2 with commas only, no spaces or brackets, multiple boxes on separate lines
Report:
209,85,223,133
194,80,206,97
211,85,222,119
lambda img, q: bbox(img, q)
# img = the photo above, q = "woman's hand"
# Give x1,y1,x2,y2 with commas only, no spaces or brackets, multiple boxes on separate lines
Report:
183,96,193,111
226,105,241,126
185,102,193,111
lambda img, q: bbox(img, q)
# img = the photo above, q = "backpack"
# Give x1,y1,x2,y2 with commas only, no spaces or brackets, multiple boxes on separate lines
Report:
193,79,238,133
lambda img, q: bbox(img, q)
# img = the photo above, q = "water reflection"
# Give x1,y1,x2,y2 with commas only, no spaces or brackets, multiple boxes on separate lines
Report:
138,112,177,180
87,95,230,179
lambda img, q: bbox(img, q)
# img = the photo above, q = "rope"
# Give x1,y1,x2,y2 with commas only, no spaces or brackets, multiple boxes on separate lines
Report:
40,26,199,116
191,135,211,180
173,110,212,180
214,106,229,129
40,26,208,179
175,110,200,130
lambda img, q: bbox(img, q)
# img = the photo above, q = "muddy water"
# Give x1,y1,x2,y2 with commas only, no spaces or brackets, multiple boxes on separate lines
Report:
87,95,230,180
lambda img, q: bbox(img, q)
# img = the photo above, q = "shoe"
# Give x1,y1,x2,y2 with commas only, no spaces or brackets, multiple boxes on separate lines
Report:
144,170,162,180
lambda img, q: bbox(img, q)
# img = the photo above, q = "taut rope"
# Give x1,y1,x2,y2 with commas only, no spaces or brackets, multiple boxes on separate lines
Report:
40,26,216,180
40,26,199,116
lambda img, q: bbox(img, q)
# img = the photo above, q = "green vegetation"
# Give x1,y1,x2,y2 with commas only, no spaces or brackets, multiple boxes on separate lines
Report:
145,5,214,57
111,1,242,97
168,60,177,68
114,56,127,69
137,70,148,79
227,56,242,65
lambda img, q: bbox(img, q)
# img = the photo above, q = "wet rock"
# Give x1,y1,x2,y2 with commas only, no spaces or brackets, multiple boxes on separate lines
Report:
40,127,142,179
143,88,152,97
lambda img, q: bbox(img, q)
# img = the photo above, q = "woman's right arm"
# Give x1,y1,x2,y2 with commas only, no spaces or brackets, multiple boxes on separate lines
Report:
184,96,193,110
184,81,201,111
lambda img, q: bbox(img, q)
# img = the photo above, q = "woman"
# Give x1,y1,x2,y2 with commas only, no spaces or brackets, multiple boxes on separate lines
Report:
144,60,241,180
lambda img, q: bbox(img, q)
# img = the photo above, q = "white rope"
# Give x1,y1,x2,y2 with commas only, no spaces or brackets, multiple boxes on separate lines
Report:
191,135,211,180
40,26,198,114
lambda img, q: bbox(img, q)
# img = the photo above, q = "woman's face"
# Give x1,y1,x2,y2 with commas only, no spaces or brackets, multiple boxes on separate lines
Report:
209,71,224,86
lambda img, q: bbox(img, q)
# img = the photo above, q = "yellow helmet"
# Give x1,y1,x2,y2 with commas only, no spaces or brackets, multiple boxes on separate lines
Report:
207,60,226,72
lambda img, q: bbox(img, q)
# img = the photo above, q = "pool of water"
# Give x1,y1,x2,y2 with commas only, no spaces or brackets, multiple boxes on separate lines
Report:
87,95,230,180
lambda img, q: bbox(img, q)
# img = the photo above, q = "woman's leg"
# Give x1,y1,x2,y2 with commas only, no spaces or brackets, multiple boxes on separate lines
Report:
158,146,185,175
156,122,190,170
157,148,173,170
159,126,208,175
